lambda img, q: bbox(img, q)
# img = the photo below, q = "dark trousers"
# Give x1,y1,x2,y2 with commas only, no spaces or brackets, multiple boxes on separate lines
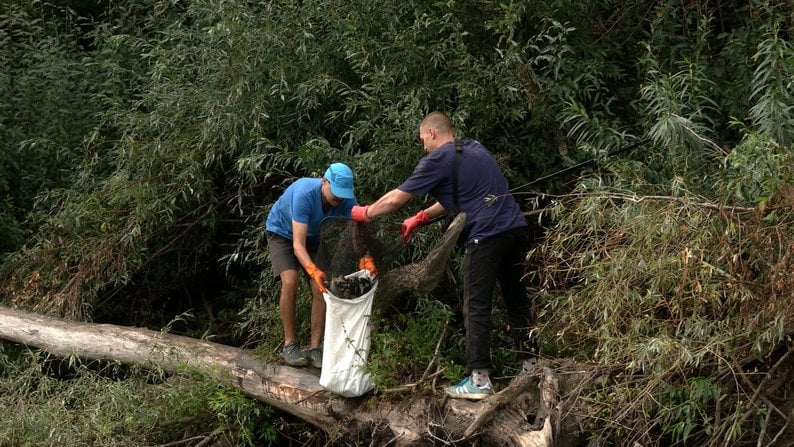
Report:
463,227,537,370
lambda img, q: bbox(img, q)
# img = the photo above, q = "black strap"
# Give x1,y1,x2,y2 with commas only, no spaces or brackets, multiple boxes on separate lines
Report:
451,139,462,215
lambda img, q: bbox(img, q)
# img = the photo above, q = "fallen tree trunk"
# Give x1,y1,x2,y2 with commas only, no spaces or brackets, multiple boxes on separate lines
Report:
0,304,577,446
0,213,589,445
375,213,466,310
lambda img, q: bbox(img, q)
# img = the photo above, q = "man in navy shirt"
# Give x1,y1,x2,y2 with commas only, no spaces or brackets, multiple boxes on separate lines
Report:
266,162,356,368
351,112,537,399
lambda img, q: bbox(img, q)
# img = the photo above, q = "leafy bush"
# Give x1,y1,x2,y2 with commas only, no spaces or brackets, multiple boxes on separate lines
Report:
0,344,277,446
529,163,792,445
0,0,792,445
0,2,112,260
368,296,465,391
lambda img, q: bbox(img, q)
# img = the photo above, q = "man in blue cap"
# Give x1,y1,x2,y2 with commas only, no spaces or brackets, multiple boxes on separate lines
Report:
265,162,356,368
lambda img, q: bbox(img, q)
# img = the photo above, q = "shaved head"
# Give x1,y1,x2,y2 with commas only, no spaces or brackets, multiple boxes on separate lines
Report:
420,111,454,136
418,111,456,152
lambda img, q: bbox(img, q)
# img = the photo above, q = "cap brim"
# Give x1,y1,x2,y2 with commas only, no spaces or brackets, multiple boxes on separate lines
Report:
330,184,354,199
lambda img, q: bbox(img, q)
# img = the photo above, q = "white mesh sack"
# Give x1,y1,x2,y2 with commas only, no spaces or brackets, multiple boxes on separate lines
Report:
319,269,377,397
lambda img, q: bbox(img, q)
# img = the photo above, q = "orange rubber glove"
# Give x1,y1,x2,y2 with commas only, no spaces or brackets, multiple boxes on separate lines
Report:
351,205,370,223
358,255,378,277
401,209,430,243
305,263,327,292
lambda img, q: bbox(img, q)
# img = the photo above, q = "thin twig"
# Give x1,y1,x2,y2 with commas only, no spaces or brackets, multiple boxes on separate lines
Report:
757,405,772,447
698,259,741,282
670,113,728,154
431,364,443,391
768,418,791,446
152,435,208,447
523,207,555,218
294,389,326,405
514,191,758,214
426,422,455,445
419,320,448,384
730,347,794,439
194,434,217,447
380,368,446,395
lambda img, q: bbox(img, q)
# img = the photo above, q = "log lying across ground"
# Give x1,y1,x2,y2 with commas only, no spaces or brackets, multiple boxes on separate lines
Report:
0,214,586,445
0,304,573,446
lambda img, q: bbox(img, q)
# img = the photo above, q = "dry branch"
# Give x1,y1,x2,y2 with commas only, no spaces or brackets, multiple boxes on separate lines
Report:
375,213,466,310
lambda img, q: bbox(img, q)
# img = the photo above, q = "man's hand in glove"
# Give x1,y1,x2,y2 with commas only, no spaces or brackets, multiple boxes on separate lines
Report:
401,209,430,243
351,205,369,223
305,263,327,292
358,255,378,277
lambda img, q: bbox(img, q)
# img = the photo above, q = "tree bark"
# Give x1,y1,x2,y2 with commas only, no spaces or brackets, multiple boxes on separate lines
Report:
375,212,466,311
0,304,571,446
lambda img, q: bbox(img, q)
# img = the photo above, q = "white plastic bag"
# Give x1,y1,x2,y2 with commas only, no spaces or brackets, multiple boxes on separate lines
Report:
319,269,377,397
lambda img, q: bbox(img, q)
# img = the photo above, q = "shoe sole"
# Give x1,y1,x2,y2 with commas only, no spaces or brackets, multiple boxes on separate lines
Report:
282,357,309,367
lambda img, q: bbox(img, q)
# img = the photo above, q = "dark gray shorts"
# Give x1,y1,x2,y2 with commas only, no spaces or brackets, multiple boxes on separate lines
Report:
267,231,322,278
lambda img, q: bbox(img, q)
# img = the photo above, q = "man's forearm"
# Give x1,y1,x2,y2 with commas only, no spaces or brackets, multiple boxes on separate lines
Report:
422,202,446,220
366,188,413,219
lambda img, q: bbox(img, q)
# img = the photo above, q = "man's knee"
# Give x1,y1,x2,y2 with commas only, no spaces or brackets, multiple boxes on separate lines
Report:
280,270,300,292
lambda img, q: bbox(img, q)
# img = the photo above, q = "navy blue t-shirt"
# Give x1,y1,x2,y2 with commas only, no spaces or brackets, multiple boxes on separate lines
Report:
398,139,526,242
266,178,355,245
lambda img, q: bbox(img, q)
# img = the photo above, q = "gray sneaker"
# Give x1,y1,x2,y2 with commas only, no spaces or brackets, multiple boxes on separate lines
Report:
281,342,309,367
306,348,323,369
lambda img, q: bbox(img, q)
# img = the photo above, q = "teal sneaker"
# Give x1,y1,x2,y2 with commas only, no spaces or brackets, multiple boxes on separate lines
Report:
281,342,309,367
306,348,323,369
445,376,493,400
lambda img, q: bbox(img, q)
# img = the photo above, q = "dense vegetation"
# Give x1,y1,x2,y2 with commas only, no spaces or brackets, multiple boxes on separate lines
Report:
1,0,791,445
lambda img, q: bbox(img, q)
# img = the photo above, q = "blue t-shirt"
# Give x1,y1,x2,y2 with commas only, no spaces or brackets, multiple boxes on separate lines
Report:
266,178,355,244
398,139,526,242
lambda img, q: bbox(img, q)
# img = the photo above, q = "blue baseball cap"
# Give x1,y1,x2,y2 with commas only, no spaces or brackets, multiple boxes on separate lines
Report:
324,162,355,199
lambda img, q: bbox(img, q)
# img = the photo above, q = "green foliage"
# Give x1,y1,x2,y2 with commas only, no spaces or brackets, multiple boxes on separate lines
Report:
748,20,794,147
207,381,277,446
641,56,720,153
638,35,724,192
0,344,277,446
529,166,793,444
0,0,793,445
723,127,791,206
658,377,721,444
0,2,111,259
368,296,465,390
